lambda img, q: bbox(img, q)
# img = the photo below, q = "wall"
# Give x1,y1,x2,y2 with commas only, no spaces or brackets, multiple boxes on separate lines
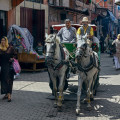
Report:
75,1,92,23
15,1,48,33
95,0,113,11
8,8,16,28
0,0,12,11
12,0,24,8
63,0,69,7
43,0,48,4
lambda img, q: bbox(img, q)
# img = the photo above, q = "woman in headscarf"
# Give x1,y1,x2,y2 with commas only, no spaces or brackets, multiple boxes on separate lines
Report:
112,34,120,70
0,36,16,102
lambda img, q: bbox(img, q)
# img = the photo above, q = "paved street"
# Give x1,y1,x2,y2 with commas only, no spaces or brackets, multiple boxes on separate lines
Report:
0,53,120,120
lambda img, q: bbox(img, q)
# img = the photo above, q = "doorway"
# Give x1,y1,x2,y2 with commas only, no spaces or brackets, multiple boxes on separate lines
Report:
20,7,45,47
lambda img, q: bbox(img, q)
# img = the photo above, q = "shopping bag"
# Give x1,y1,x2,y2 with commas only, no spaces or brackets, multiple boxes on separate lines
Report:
13,58,21,74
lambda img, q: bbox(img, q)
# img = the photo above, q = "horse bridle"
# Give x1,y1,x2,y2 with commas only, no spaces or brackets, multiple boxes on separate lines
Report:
76,46,87,58
45,41,56,57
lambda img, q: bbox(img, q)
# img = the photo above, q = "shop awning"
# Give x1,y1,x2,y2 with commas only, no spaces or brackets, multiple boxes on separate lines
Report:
108,11,118,24
95,7,118,24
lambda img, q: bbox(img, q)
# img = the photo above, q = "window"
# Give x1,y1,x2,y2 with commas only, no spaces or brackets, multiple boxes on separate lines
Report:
49,0,56,5
0,11,7,39
60,13,66,20
59,0,63,6
26,0,43,4
53,0,56,5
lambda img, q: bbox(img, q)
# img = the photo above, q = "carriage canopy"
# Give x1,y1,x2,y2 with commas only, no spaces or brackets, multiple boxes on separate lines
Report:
52,24,97,31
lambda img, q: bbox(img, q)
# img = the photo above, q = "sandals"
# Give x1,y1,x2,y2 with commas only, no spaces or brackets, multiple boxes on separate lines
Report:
2,94,8,100
8,99,11,102
7,94,11,102
2,94,12,102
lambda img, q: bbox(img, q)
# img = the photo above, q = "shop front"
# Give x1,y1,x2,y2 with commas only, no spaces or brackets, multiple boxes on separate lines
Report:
0,10,7,39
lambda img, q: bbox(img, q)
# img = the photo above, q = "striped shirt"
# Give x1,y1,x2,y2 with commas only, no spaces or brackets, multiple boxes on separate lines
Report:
57,27,76,43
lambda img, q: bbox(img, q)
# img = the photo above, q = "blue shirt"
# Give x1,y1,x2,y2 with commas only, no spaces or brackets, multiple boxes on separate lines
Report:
57,27,76,43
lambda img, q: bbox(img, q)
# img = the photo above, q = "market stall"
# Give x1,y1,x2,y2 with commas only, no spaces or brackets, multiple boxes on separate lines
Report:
7,25,46,71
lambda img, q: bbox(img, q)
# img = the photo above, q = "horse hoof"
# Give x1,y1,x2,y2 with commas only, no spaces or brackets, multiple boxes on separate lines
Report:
87,105,92,111
57,106,62,112
76,109,80,115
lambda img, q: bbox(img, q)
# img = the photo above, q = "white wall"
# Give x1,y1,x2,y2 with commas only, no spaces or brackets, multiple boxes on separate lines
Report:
63,0,69,7
0,0,12,11
15,1,48,33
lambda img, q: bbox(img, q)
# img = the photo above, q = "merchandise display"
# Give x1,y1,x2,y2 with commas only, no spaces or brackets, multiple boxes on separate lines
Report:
7,25,43,59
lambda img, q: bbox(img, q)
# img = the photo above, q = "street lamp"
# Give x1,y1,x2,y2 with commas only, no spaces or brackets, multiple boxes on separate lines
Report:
115,0,120,5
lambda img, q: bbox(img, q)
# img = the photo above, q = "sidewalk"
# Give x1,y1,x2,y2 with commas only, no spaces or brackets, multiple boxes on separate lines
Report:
0,54,120,120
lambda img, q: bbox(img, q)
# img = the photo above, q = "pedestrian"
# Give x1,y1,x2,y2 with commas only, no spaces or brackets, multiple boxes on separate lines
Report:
112,34,120,70
35,42,43,55
100,34,104,53
104,34,109,53
0,36,16,102
109,37,114,56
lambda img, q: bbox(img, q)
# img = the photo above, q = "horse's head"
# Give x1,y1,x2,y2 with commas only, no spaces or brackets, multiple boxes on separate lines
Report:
45,33,59,63
76,37,88,58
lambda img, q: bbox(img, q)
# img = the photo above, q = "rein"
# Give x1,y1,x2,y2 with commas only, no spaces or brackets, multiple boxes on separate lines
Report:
46,43,69,71
78,54,98,72
75,52,99,75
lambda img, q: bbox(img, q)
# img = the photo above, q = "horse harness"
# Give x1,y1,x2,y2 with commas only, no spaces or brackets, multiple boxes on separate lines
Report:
46,44,69,71
70,52,99,76
78,52,99,75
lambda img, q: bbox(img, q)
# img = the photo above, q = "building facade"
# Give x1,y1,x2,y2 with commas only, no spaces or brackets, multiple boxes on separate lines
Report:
0,0,12,39
47,0,91,33
0,0,48,46
91,0,120,39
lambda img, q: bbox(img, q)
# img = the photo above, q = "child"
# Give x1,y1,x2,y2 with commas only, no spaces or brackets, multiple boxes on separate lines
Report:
35,42,43,55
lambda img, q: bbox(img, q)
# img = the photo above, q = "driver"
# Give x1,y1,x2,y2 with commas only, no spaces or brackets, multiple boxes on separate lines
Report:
57,19,76,43
57,19,77,78
77,17,94,40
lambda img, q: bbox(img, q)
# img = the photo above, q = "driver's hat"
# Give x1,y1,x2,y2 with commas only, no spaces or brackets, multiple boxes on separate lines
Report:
82,17,88,22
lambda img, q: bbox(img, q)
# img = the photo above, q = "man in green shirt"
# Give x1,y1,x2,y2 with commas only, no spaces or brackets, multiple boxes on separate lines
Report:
35,42,43,55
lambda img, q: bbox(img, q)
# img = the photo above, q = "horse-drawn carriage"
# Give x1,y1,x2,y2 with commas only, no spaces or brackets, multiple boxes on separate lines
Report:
52,24,99,59
45,24,100,114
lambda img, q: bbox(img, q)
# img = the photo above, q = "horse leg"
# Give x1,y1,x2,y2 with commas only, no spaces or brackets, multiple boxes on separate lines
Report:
86,78,93,110
91,72,98,100
93,71,99,96
53,77,58,107
90,79,95,101
49,71,58,108
57,69,66,111
76,74,83,115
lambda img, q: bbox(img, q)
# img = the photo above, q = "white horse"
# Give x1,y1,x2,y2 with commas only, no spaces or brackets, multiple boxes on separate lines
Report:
75,35,99,114
45,34,69,110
